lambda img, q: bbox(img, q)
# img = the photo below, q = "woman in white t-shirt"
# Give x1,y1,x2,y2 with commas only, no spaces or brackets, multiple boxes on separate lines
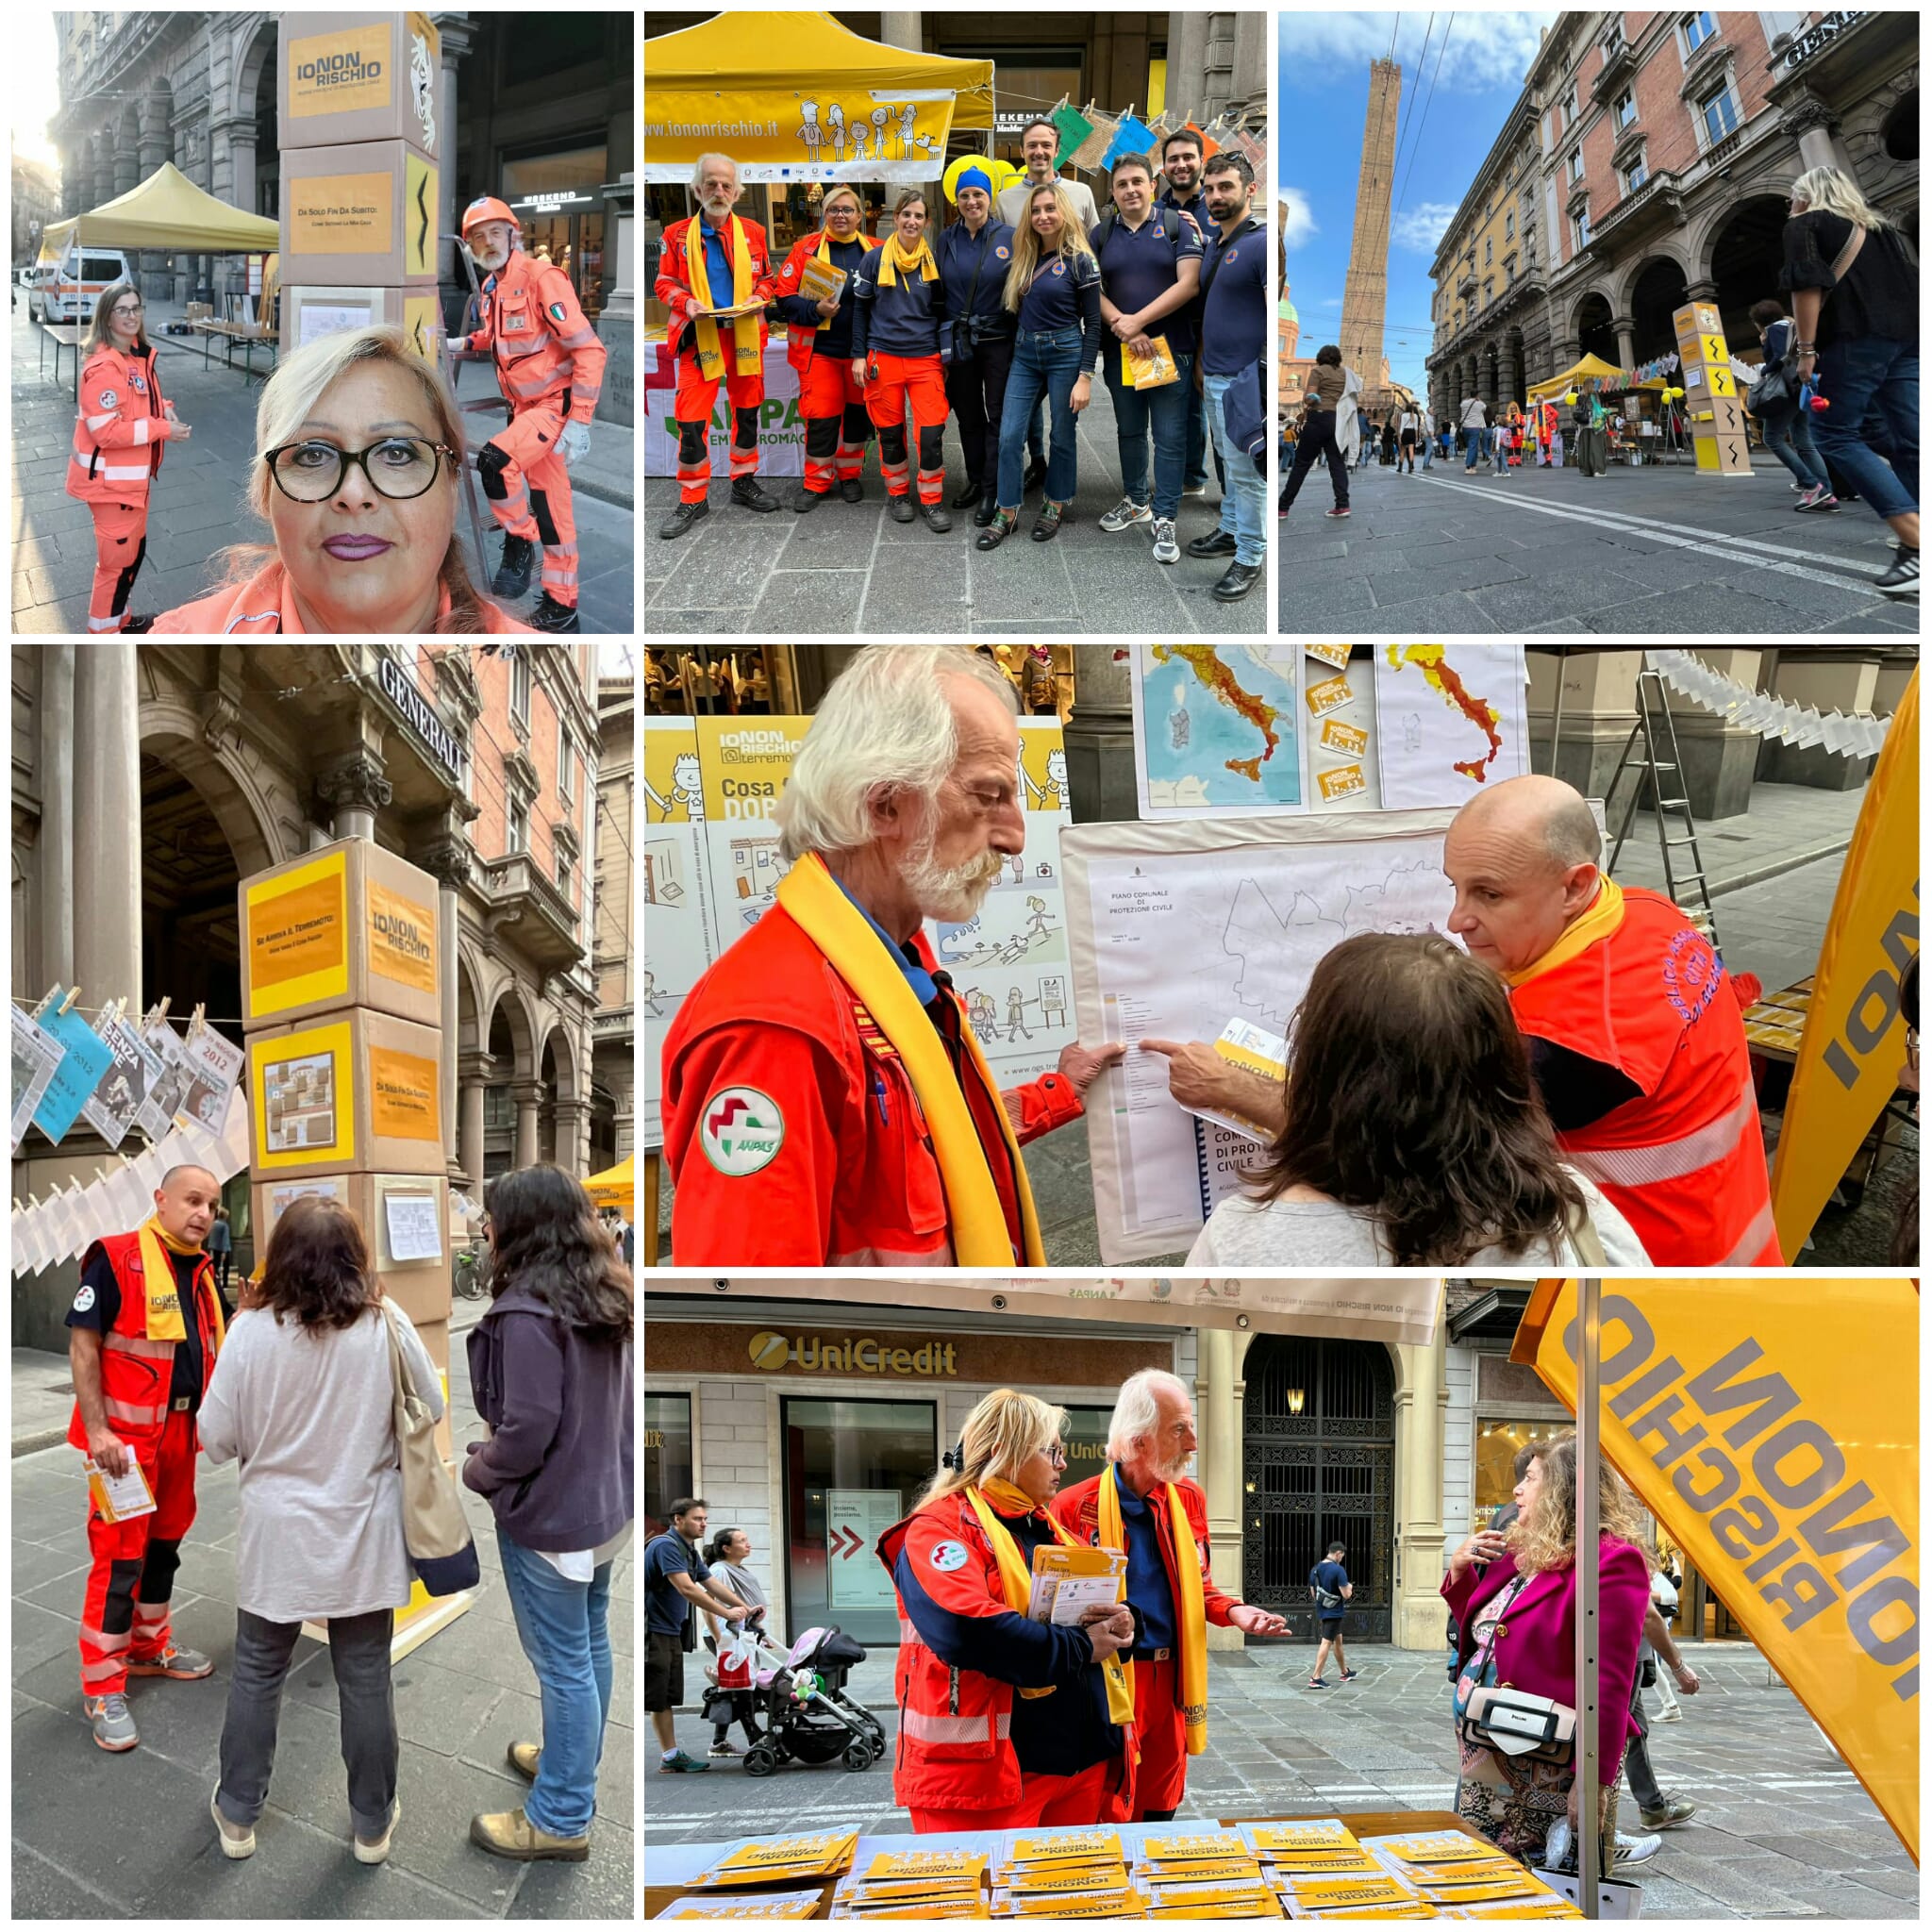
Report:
1186,932,1649,1270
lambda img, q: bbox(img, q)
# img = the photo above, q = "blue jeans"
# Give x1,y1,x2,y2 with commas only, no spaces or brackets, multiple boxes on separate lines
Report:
1811,337,1918,522
1422,432,1434,469
1105,349,1191,519
1204,370,1267,566
1760,401,1832,492
1464,425,1490,470
999,330,1085,508
497,1526,616,1840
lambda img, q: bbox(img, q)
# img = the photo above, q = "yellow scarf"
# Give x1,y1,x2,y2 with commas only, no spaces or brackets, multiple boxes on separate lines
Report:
137,1216,226,1351
685,213,762,382
775,854,1044,1264
1504,875,1626,991
811,220,867,331
963,1482,1134,1723
1098,1465,1209,1757
876,231,939,289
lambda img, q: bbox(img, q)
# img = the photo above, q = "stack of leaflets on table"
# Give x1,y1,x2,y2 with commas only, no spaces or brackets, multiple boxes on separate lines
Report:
1272,1871,1429,1918
991,1831,1138,1917
1026,1543,1128,1624
1363,1834,1578,1915
831,1847,990,1918
1242,1819,1384,1884
1133,1831,1276,1919
686,1830,859,1889
657,1887,824,1919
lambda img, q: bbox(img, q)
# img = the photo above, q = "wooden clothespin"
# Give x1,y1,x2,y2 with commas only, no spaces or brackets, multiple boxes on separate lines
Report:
190,1003,206,1040
58,987,80,1017
32,985,60,1021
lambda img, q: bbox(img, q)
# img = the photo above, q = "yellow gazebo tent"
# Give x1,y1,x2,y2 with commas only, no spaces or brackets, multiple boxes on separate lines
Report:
642,10,995,183
1527,351,1668,404
583,1156,636,1210
39,160,280,258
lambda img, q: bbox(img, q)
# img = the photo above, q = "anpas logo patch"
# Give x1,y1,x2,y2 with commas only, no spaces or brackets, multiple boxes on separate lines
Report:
700,1086,785,1175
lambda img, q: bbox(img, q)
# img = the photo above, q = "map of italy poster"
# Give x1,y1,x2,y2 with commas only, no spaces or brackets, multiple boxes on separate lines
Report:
1129,645,1304,818
1373,644,1530,810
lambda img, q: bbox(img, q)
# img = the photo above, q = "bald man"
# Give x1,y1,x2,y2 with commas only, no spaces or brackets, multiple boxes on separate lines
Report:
67,1163,228,1751
1144,776,1779,1267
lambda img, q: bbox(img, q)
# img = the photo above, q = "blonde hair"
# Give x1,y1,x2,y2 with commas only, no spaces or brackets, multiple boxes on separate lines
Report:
820,185,864,221
216,325,492,633
1508,1431,1654,1578
1002,183,1097,312
82,281,149,359
1790,165,1891,231
916,1389,1067,1510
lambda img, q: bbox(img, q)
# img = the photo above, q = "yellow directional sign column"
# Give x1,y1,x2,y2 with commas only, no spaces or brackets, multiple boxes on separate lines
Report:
1673,300,1752,476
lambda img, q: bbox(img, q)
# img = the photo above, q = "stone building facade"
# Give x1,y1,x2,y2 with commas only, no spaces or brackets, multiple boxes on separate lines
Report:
9,642,602,1347
591,671,637,1173
1429,10,1918,419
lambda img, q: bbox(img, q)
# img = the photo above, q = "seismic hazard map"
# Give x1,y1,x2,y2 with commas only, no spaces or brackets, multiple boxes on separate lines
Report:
1373,644,1529,810
1129,645,1303,817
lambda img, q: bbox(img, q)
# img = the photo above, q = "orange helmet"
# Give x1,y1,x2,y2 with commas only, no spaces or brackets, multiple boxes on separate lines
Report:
460,196,518,243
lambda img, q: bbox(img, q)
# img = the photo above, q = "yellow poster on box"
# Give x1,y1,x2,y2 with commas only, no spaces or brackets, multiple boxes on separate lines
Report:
246,851,349,1014
403,149,437,277
693,714,810,820
289,25,393,116
1514,1277,1918,1859
403,293,440,362
291,173,393,253
252,1021,355,1169
370,1046,441,1141
368,880,438,995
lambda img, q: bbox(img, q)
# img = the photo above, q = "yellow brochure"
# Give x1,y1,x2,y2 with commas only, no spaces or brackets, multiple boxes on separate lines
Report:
1141,1832,1247,1862
1124,334,1179,389
658,1888,824,1919
1283,1874,1419,1911
1005,1829,1123,1868
1242,1822,1360,1855
864,1850,987,1884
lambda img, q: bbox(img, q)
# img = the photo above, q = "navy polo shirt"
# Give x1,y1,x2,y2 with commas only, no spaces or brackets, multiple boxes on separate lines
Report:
1115,1474,1178,1656
698,217,734,308
1092,208,1204,355
851,244,945,358
938,219,1016,328
836,878,938,1006
1199,215,1267,375
1017,251,1095,333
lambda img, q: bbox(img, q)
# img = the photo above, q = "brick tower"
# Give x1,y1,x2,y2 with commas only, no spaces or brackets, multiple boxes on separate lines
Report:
1341,58,1401,409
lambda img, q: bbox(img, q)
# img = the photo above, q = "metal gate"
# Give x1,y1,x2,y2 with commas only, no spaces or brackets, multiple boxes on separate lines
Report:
1241,1335,1397,1642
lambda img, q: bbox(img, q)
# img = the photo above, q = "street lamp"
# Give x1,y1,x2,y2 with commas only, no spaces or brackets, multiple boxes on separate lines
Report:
1285,1388,1305,1416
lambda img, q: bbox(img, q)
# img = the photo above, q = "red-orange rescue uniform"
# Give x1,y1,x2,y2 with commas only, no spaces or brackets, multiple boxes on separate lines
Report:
769,224,876,502
65,1229,225,1699
67,338,178,632
660,853,1083,1265
1507,879,1782,1267
877,1484,1126,1833
1051,1470,1238,1820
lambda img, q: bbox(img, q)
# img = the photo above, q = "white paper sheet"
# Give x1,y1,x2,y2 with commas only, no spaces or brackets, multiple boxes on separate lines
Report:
385,1191,443,1262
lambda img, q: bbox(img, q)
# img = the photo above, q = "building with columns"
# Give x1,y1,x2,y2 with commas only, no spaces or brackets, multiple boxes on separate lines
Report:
47,8,632,423
1427,9,1918,420
591,668,637,1173
9,642,603,1348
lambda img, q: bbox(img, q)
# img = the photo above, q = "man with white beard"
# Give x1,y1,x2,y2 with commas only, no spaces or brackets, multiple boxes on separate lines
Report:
1052,1369,1290,1819
659,646,1122,1264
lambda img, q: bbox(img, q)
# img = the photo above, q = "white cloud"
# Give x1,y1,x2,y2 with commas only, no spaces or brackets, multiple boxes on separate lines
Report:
1392,201,1458,253
1276,189,1319,251
1280,10,1559,96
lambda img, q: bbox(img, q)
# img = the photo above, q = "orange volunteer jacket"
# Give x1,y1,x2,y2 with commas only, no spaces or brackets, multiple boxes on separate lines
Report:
1509,885,1780,1266
150,558,537,634
660,880,1083,1266
470,249,608,421
67,343,175,505
655,213,774,362
769,226,876,376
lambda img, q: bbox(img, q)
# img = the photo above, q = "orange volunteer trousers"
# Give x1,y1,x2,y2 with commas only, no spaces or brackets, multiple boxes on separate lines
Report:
1129,1655,1191,1818
87,500,150,634
909,1761,1112,1835
798,356,871,496
673,359,765,504
865,352,947,505
476,399,582,609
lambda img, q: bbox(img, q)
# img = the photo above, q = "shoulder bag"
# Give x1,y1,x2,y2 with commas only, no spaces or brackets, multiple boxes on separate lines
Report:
1459,1575,1576,1767
946,225,996,366
381,1299,481,1596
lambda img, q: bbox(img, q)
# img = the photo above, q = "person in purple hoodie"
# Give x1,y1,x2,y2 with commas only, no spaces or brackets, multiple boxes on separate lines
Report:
462,1165,634,1862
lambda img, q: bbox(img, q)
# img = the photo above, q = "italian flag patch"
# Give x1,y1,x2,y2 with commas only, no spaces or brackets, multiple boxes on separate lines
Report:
548,301,567,322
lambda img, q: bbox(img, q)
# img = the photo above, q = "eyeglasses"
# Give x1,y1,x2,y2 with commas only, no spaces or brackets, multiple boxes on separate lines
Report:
1043,1443,1068,1469
111,305,143,319
263,437,458,503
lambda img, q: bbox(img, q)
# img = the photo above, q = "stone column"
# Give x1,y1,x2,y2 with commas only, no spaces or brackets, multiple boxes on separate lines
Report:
1062,649,1139,824
1659,646,1764,819
513,1077,544,1169
458,1053,491,1192
1229,11,1267,124
434,15,476,291
1200,1326,1245,1651
1393,1310,1448,1650
136,92,172,299
1169,10,1208,115
1612,316,1636,368
878,12,924,51
38,646,76,992
315,752,392,843
74,644,142,1007
553,1096,592,1175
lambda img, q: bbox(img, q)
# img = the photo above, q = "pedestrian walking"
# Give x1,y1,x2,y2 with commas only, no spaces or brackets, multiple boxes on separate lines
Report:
1497,402,1523,474
1278,344,1350,519
1398,406,1419,474
701,1527,770,1757
1307,1543,1357,1688
937,172,1016,527
1380,416,1397,467
1420,406,1435,469
199,1195,441,1865
648,1499,751,1774
1781,164,1917,595
206,1204,234,1312
1747,299,1837,507
1624,1567,1701,1833
1459,394,1490,472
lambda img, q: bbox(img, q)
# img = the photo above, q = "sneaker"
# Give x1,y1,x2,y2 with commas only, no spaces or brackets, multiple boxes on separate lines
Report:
1152,518,1179,565
1876,547,1920,596
1181,481,1209,498
86,1692,139,1752
1099,497,1153,533
1793,485,1837,511
354,1796,401,1866
729,476,779,513
658,499,709,541
659,1749,710,1773
708,1741,741,1758
528,591,581,633
1639,1798,1697,1830
1613,1831,1663,1867
211,1788,256,1859
1306,1678,1328,1690
127,1641,215,1679
1341,1669,1361,1682
1324,506,1351,518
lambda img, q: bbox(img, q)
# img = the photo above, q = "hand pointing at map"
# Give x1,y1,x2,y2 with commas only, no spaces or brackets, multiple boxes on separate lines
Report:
1140,1038,1289,1139
1057,1040,1126,1093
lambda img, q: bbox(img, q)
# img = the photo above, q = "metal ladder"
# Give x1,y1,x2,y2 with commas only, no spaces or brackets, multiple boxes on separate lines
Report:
1606,654,1721,946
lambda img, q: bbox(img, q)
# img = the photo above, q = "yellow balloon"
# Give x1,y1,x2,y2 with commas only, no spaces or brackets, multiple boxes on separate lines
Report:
944,154,1017,206
1563,391,1578,405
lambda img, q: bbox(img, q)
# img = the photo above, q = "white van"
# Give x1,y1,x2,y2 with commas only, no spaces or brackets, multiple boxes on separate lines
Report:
33,242,134,325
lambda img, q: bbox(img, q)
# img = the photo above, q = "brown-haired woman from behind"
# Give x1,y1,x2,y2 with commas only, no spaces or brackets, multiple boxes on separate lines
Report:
198,1194,443,1865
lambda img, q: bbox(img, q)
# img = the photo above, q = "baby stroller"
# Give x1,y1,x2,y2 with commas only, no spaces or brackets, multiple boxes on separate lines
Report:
702,1623,888,1776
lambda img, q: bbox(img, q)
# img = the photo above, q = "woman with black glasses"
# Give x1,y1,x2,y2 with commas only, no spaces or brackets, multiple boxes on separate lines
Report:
152,325,534,633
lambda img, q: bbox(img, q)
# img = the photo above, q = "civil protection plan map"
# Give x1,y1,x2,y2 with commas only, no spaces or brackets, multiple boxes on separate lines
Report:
1128,644,1303,817
1061,808,1462,1263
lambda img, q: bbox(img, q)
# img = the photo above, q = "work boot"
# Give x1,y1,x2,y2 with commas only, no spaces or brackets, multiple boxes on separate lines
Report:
839,476,864,504
86,1692,139,1752
470,1807,591,1862
507,1740,541,1781
730,476,779,513
889,493,915,524
919,501,953,532
354,1797,401,1866
658,499,709,540
790,482,825,513
211,1788,256,1860
123,614,157,634
528,591,581,633
126,1641,215,1679
491,532,536,597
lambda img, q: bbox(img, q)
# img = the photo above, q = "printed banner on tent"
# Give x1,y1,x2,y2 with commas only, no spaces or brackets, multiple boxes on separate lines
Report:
643,89,958,183
1513,1278,1918,1861
642,339,804,481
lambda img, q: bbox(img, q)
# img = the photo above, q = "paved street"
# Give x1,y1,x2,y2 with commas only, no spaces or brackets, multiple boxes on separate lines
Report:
11,297,634,635
645,379,1265,636
1278,453,1920,635
11,1291,634,1921
643,1644,1915,1920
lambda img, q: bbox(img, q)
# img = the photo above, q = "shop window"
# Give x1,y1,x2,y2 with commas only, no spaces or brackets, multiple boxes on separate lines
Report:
1700,87,1740,145
645,1392,695,1538
1062,1404,1113,1478
1474,1418,1568,1517
783,1397,938,1645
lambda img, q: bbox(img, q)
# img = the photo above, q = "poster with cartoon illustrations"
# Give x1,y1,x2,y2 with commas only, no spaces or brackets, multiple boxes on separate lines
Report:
641,717,719,1148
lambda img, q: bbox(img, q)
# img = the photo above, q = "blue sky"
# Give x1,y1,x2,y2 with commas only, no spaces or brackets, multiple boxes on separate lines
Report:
1279,10,1557,395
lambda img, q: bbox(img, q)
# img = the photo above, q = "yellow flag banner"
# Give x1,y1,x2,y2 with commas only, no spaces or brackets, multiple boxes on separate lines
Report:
1770,670,1919,1257
1514,1278,1919,1860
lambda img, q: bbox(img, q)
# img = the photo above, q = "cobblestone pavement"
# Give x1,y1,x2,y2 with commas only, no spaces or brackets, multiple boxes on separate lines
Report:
1278,453,1920,635
645,379,1266,637
11,298,634,635
643,1644,1914,1919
